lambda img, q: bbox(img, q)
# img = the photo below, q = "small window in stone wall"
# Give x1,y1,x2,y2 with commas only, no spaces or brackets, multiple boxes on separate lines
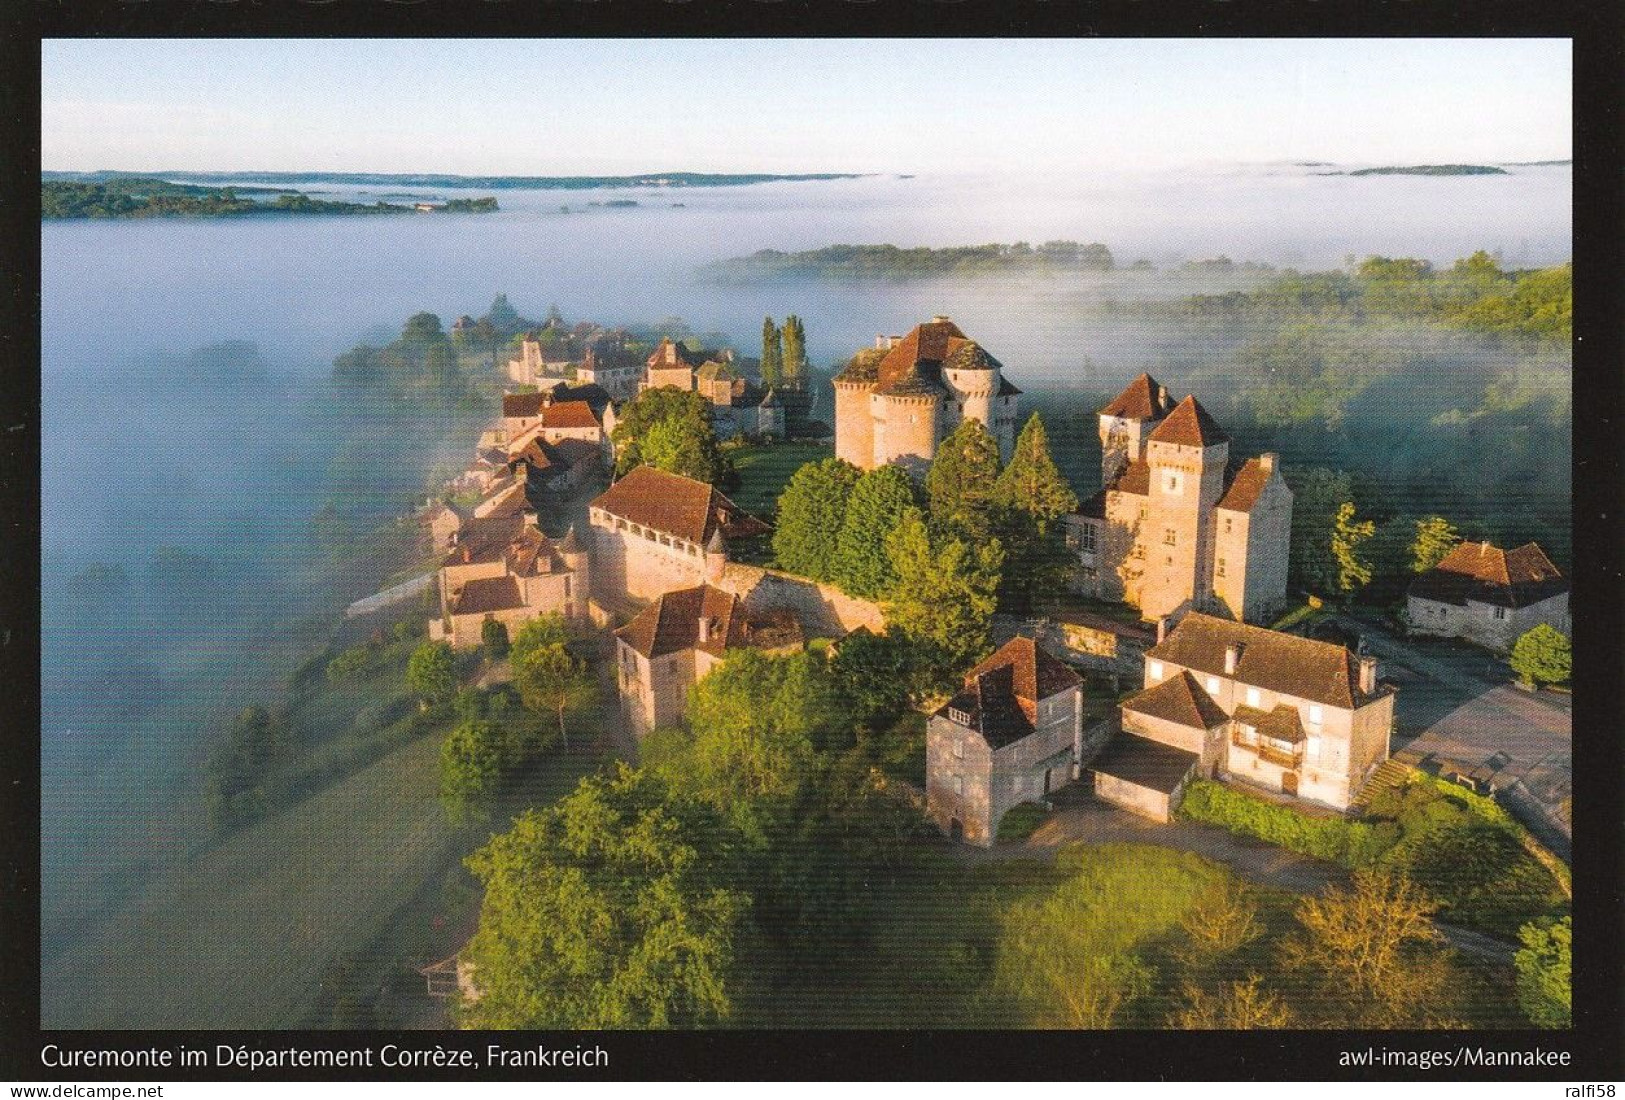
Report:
952,775,963,796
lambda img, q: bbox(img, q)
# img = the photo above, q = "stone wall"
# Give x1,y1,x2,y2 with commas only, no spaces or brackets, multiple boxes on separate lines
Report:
716,563,884,639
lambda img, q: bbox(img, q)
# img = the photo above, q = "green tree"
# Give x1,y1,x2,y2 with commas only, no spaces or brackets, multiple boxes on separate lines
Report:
460,764,745,1029
772,457,860,581
1514,915,1571,1028
204,706,287,828
481,618,511,660
640,415,727,484
831,463,918,598
780,315,807,384
663,650,839,836
760,316,783,386
1410,515,1461,573
828,628,918,732
1170,975,1294,1029
611,387,728,482
1331,501,1376,596
513,640,597,749
995,413,1078,523
407,641,458,709
510,612,570,659
1287,466,1355,595
926,418,1003,541
883,507,1003,673
485,293,523,336
439,719,507,821
1510,624,1571,688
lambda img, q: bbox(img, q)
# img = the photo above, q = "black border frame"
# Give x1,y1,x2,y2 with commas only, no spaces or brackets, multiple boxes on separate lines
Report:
3,1,1620,1082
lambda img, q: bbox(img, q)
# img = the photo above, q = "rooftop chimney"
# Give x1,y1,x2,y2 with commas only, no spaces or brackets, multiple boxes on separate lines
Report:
462,546,472,563
1155,616,1170,644
875,334,887,349
1260,452,1277,475
932,314,951,324
1158,385,1169,408
1224,642,1244,675
1359,655,1378,695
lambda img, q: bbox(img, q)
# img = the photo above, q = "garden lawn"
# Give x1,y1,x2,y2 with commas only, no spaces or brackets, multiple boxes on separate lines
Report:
728,442,831,519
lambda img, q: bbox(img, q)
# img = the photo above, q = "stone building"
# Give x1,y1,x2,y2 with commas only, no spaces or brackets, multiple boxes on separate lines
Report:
574,345,642,401
429,517,589,648
1063,374,1292,625
637,340,784,439
1406,540,1570,652
586,466,768,609
1090,613,1395,819
642,338,711,391
613,584,806,738
832,317,1021,479
926,637,1083,847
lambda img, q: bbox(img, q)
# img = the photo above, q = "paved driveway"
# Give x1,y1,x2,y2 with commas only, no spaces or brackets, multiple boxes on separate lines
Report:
1332,613,1571,848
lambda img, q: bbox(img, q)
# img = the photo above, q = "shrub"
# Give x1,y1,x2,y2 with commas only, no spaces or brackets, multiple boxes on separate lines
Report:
1178,780,1398,868
1514,916,1571,1028
324,644,373,681
1510,624,1571,687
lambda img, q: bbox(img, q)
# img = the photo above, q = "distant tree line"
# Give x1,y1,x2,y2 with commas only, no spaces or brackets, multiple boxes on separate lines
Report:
707,240,1116,281
42,179,499,220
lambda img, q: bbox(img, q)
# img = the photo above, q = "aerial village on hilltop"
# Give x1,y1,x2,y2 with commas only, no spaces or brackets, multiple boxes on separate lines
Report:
399,307,1572,1026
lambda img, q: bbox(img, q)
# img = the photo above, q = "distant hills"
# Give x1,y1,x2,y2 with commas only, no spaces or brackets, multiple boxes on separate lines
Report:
42,170,866,191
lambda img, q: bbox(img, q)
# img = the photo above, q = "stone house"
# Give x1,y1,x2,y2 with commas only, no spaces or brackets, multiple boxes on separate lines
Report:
613,583,806,738
1062,374,1292,625
573,345,642,401
927,637,1083,846
1090,613,1395,819
1406,540,1570,652
429,517,589,648
509,436,600,495
833,316,1020,479
586,466,769,609
642,338,710,392
506,335,573,387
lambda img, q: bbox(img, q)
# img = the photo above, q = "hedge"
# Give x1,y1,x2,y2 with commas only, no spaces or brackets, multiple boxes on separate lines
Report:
1178,780,1400,869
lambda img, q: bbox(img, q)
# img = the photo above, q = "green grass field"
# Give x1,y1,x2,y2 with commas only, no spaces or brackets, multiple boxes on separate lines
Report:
728,442,831,519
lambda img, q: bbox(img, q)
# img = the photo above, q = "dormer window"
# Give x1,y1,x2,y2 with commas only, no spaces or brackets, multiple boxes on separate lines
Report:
948,707,971,726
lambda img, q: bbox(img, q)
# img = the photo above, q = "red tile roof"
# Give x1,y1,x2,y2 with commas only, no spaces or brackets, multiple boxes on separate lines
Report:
502,392,547,418
1408,541,1568,609
1148,613,1373,710
540,400,600,429
449,576,525,615
1124,670,1228,729
1216,456,1276,513
591,465,767,545
646,339,709,370
966,636,1082,704
1111,458,1152,496
876,318,968,389
1148,395,1230,448
1100,373,1176,420
616,584,743,659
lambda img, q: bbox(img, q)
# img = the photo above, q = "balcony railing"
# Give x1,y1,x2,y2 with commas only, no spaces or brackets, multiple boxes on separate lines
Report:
1231,731,1303,769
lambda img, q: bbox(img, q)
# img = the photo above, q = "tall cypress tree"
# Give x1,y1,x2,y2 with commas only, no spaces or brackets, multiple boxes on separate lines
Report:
832,463,918,598
772,457,860,581
995,414,1078,523
781,315,807,386
994,413,1079,613
926,418,1003,541
760,316,783,386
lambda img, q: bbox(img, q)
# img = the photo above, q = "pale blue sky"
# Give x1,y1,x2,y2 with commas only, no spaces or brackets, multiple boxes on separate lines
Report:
41,38,1571,174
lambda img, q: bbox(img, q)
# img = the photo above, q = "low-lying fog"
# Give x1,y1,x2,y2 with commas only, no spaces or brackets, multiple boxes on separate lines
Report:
40,162,1571,981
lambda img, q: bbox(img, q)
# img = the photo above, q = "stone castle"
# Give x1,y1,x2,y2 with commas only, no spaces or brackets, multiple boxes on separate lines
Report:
833,316,1020,477
1063,373,1292,625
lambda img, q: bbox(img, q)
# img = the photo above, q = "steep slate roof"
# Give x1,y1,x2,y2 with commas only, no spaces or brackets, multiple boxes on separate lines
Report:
591,466,768,544
1090,729,1200,794
997,375,1023,397
876,318,968,389
442,513,528,568
449,576,525,615
1100,372,1177,420
1147,395,1230,448
540,400,600,429
938,638,1082,750
1124,670,1228,729
1148,612,1370,710
1408,541,1569,610
696,360,740,383
502,391,547,418
616,584,743,660
833,346,887,385
1216,456,1275,513
1110,458,1153,496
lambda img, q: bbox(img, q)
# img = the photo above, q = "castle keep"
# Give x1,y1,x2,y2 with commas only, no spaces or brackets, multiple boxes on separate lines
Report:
833,317,1020,478
1064,373,1292,625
